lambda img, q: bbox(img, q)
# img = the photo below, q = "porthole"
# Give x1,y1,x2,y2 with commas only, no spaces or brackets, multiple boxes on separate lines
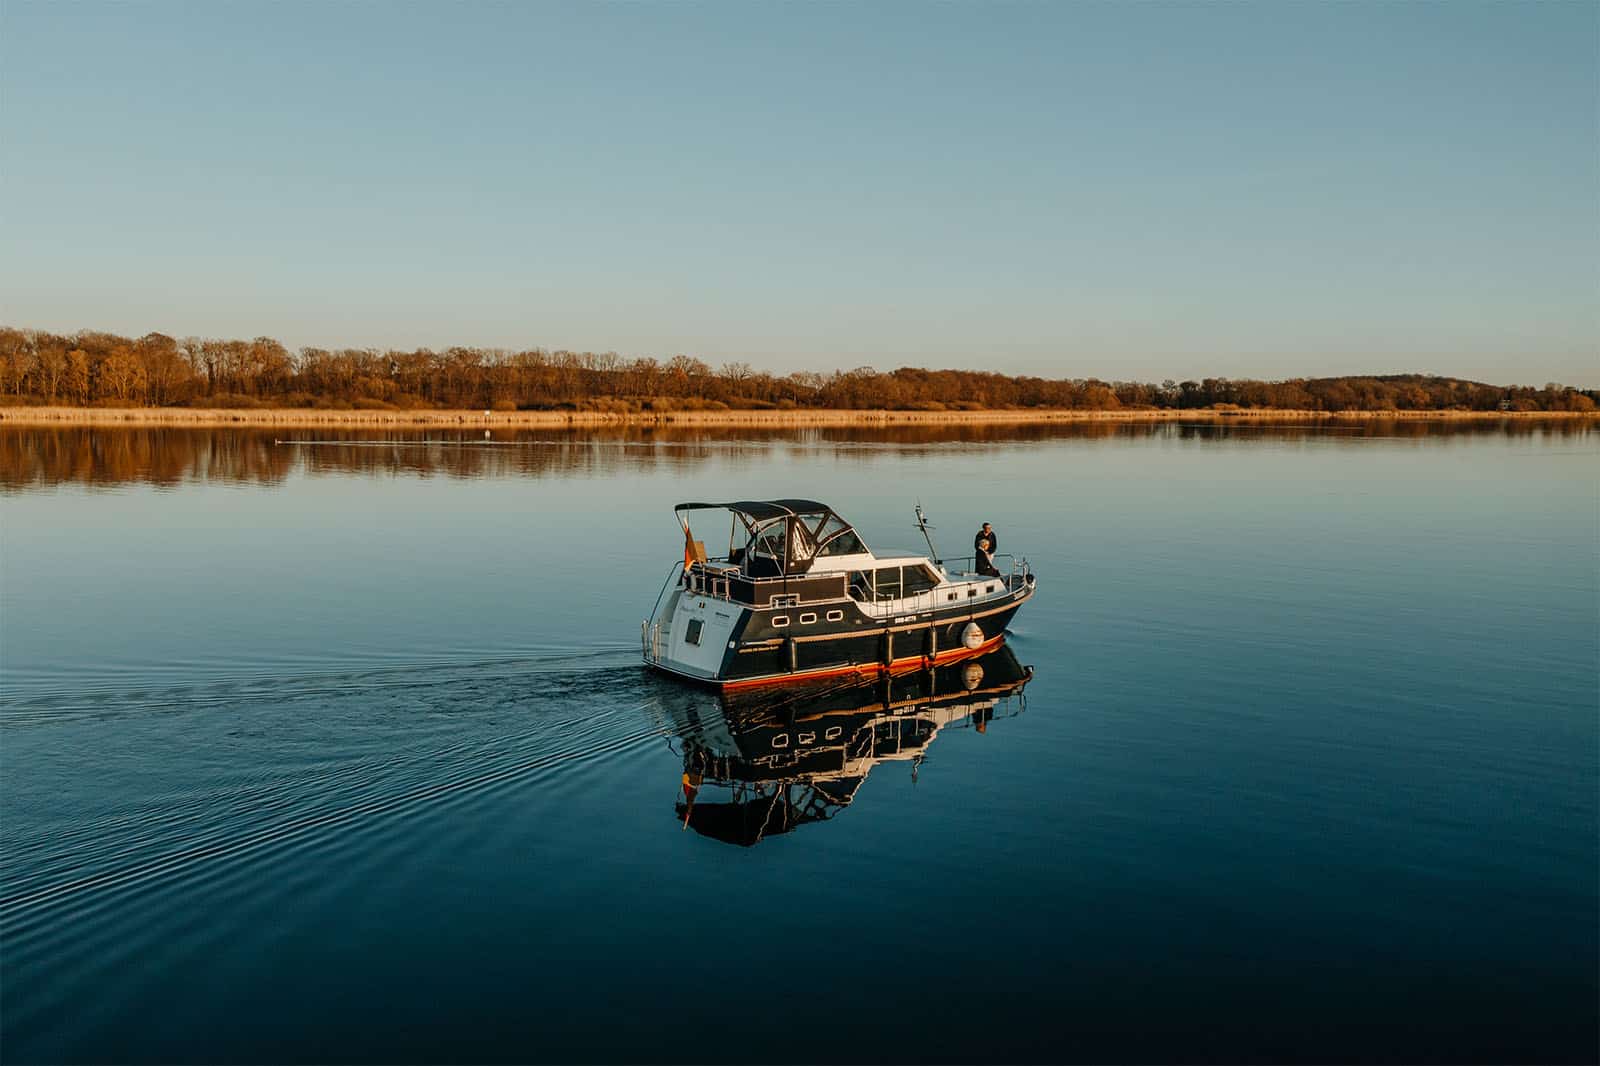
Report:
825,610,844,622
798,732,816,745
824,726,843,740
771,734,790,749
799,612,817,625
772,616,790,628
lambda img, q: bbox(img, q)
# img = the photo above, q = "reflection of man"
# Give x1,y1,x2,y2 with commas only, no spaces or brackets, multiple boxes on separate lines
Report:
974,522,1001,577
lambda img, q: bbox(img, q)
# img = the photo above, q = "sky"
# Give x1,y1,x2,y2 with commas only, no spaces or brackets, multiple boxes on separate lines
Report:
2,1,1595,386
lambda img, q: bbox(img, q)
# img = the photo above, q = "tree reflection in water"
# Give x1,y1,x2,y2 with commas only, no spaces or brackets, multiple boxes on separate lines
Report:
3,420,1586,491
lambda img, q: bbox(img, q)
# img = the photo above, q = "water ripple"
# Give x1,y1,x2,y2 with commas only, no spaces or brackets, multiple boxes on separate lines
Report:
1,656,671,1051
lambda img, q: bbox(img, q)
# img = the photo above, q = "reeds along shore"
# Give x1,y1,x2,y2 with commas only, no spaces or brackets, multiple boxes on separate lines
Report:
1,405,1596,429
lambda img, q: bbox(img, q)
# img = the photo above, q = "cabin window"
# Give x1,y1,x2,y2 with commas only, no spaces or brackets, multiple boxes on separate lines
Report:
947,592,957,602
685,619,704,646
826,610,844,622
874,567,903,601
799,612,817,625
848,572,871,600
772,615,790,628
902,565,941,596
967,588,978,598
986,583,996,594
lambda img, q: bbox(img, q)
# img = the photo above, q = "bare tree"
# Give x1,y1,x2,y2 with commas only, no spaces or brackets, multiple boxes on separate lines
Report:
98,346,146,402
66,350,91,404
36,347,66,403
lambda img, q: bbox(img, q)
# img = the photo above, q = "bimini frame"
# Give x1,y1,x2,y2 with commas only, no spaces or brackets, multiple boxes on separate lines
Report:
674,499,865,585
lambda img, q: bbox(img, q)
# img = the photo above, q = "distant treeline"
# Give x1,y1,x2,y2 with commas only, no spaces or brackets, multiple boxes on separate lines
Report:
2,326,1595,413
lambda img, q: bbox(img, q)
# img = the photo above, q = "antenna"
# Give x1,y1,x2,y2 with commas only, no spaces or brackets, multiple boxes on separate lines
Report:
914,501,941,564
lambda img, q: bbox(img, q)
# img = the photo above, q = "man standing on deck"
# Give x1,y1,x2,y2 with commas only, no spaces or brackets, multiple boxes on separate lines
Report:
974,522,1001,577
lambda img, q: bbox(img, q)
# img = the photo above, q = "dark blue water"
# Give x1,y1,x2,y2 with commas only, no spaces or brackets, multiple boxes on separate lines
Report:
3,422,1596,1063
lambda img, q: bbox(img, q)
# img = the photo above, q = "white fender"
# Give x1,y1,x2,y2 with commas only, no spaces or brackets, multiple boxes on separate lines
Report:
961,621,984,650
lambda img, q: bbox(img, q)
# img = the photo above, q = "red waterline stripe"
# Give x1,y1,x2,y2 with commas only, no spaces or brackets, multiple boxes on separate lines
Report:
718,634,1006,692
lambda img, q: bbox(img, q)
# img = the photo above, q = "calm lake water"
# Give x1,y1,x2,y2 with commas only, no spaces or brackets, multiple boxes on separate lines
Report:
2,421,1596,1064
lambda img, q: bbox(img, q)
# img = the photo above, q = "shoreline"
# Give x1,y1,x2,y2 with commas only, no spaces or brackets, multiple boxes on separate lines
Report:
1,405,1594,429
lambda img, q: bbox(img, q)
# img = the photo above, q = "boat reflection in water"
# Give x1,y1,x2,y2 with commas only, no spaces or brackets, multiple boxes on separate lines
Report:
652,644,1033,847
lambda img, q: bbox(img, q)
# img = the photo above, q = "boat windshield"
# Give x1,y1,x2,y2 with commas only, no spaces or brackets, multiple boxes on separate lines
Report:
746,516,819,574
819,531,866,557
812,513,867,557
674,501,864,575
814,513,847,541
749,518,787,559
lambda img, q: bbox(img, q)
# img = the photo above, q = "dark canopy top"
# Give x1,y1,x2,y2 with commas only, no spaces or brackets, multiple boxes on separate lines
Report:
674,500,866,574
675,499,832,522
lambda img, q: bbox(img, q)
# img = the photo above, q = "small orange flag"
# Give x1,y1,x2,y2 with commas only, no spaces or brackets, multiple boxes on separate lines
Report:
683,527,695,571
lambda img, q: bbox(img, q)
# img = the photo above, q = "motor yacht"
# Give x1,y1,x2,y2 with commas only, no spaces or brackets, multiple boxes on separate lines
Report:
641,499,1035,688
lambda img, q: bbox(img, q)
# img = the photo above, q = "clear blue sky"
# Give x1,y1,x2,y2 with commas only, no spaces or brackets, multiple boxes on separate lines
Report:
2,1,1595,385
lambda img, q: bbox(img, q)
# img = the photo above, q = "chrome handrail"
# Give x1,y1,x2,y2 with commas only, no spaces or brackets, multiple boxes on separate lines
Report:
941,554,1032,586
942,552,1016,573
642,561,684,662
684,562,740,601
